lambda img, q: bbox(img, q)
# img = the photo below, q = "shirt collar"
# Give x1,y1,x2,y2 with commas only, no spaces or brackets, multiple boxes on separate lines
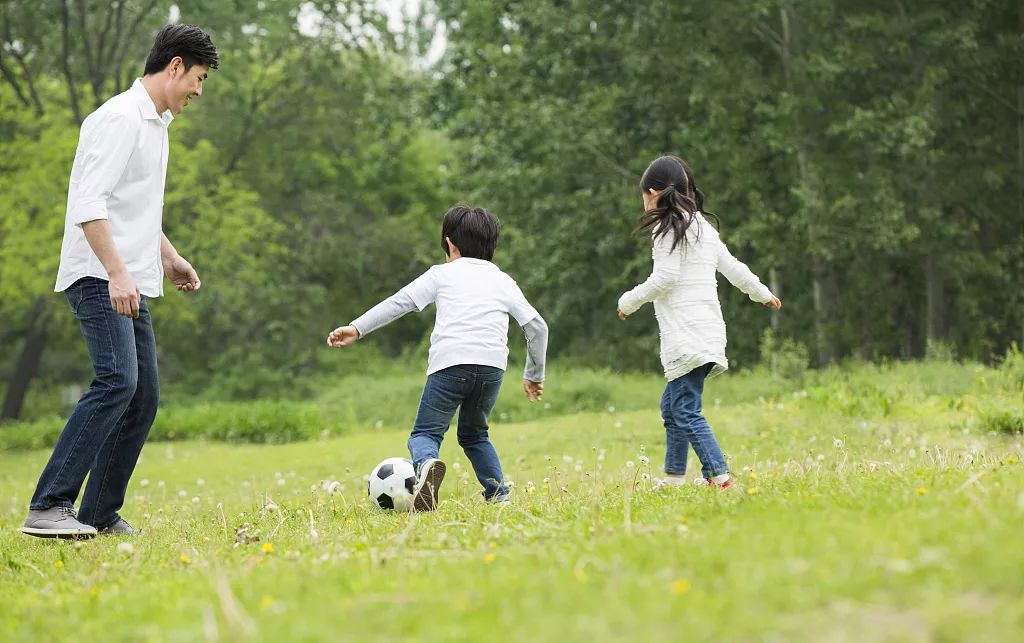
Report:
131,78,174,125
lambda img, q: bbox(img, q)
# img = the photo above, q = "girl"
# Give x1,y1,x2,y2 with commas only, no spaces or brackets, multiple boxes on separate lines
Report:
617,155,781,489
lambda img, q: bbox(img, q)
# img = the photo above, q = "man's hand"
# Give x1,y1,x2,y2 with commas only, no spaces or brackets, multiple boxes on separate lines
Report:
166,255,201,292
109,270,141,318
523,379,544,402
327,326,360,348
765,296,782,310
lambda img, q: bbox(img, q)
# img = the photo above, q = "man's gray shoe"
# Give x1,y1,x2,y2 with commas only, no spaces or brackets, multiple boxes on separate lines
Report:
97,517,137,536
20,507,97,539
412,459,446,512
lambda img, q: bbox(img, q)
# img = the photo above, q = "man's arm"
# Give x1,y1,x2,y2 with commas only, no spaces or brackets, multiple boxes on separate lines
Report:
82,220,140,317
161,232,201,292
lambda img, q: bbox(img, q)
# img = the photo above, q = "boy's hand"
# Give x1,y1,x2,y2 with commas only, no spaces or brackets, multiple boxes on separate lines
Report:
327,325,359,348
617,309,628,320
765,296,782,310
523,379,544,402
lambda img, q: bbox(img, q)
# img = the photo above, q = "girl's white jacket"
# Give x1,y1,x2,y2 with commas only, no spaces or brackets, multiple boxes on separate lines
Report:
618,213,774,381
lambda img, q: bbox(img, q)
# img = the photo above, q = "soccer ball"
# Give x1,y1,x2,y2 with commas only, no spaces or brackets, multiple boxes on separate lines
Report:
367,457,417,511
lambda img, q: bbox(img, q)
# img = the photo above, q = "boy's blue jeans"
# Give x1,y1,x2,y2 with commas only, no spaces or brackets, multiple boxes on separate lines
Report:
29,277,159,529
661,363,729,479
408,364,509,500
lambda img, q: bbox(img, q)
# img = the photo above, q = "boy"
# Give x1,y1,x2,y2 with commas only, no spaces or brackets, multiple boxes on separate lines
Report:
327,205,548,510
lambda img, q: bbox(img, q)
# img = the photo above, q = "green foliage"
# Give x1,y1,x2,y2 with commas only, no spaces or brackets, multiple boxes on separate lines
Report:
0,362,1022,641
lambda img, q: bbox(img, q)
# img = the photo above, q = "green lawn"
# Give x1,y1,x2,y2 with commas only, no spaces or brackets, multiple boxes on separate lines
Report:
1,362,1022,642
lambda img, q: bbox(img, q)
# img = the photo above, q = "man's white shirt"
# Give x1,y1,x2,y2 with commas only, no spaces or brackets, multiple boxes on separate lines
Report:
55,79,173,298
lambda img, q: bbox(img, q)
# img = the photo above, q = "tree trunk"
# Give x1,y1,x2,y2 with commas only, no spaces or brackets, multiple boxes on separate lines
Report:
1018,0,1024,347
777,5,836,366
924,253,945,345
1,297,51,422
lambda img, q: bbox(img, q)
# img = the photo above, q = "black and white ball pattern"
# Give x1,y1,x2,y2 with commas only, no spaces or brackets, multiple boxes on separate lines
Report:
367,457,417,511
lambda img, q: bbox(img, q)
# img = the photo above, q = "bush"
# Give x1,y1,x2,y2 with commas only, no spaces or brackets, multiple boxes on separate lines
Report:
0,400,334,451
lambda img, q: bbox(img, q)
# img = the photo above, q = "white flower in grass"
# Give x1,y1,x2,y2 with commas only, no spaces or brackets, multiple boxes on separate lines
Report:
274,472,283,479
562,454,574,463
452,462,462,471
277,478,286,486
117,542,134,554
883,438,892,447
157,481,166,488
626,461,635,469
574,465,583,472
908,449,917,459
833,438,843,448
816,454,825,461
191,497,200,504
177,490,187,498
607,405,616,413
140,479,150,488
542,477,551,484
196,478,205,486
328,481,342,494
242,480,251,488
639,455,650,466
614,421,623,429
374,420,383,429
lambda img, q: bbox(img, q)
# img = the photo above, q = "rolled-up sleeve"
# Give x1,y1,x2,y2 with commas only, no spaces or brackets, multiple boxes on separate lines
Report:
67,111,139,226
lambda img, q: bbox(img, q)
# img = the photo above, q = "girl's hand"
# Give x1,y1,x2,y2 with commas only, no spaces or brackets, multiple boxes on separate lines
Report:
327,325,359,348
617,309,628,320
765,296,782,310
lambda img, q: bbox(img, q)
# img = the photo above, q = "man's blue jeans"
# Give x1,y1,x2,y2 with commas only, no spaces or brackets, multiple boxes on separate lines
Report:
661,363,729,479
29,277,159,529
408,364,509,500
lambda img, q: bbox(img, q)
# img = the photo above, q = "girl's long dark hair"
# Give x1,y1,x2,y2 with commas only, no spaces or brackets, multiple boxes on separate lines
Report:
634,155,719,252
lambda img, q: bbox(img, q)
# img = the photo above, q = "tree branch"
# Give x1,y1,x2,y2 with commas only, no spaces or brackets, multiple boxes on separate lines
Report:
0,50,32,108
61,0,84,124
111,0,159,81
9,47,44,115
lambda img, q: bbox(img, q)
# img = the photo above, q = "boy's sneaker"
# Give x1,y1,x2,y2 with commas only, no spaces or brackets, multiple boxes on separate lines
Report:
20,507,97,539
98,517,138,536
412,459,446,512
487,490,511,504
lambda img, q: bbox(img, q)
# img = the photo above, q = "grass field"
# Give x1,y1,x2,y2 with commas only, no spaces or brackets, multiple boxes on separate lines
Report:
0,360,1022,642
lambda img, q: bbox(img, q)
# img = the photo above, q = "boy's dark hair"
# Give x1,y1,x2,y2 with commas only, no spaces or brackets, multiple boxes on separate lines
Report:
144,24,219,75
441,205,501,261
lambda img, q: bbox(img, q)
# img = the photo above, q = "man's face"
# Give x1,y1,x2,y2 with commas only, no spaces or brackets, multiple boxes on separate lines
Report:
167,60,209,114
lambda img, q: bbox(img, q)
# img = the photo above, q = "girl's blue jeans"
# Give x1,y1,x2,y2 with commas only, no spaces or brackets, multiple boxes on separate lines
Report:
661,363,729,478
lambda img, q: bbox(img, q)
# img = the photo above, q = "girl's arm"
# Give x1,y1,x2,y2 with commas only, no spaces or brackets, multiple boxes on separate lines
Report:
716,240,774,303
618,233,681,316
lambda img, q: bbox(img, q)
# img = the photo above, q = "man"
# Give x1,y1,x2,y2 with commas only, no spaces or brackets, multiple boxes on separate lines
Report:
20,24,219,538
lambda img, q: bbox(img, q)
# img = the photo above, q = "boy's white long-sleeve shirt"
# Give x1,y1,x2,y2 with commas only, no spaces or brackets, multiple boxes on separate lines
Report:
618,214,773,381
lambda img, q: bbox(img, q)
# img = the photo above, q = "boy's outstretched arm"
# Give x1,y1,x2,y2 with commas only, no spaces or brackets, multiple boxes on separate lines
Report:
522,315,548,402
326,291,419,348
